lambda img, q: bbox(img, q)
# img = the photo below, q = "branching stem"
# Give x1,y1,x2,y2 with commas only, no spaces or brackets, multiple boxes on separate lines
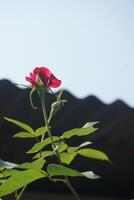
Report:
39,93,80,200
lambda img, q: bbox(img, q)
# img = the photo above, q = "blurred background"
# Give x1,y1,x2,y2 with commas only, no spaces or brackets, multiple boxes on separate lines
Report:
0,1,134,200
0,0,133,106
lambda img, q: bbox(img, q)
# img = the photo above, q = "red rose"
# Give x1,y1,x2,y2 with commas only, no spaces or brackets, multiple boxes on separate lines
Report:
25,67,61,89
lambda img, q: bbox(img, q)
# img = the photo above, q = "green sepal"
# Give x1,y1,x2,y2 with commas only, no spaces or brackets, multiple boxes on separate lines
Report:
38,85,46,99
30,87,37,109
48,91,67,122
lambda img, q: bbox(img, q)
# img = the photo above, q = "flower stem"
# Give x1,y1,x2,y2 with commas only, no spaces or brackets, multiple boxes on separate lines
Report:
39,94,80,200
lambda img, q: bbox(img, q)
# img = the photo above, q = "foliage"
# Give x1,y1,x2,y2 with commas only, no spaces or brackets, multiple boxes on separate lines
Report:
0,67,110,200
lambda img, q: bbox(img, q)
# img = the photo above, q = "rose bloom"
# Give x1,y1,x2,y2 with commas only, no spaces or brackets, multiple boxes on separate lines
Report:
25,67,61,89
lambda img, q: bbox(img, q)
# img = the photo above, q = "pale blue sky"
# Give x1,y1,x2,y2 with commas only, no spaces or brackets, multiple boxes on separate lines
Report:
0,0,134,106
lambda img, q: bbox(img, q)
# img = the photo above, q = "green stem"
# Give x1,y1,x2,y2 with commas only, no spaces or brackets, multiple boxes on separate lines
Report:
65,178,81,200
18,185,27,200
40,95,59,154
17,133,40,200
39,94,80,200
17,133,41,199
14,191,19,200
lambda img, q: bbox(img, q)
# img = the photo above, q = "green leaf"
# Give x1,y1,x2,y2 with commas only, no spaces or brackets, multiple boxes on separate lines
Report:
3,159,46,178
78,148,109,161
60,152,77,165
13,131,35,138
56,142,68,153
33,151,52,159
3,169,20,177
17,159,45,170
27,136,60,154
0,159,18,169
47,164,82,177
0,173,4,178
0,167,4,171
68,141,92,153
0,169,46,197
47,164,99,180
4,117,34,134
83,122,99,128
81,171,100,179
13,127,47,138
61,127,97,139
50,142,68,156
78,141,92,148
34,127,47,137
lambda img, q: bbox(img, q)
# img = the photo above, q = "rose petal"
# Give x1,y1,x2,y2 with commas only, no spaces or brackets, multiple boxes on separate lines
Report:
25,66,61,89
40,67,52,78
48,74,61,88
33,67,40,75
25,76,35,85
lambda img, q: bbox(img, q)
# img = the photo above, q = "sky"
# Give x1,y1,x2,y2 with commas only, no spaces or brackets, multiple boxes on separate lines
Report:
0,0,134,106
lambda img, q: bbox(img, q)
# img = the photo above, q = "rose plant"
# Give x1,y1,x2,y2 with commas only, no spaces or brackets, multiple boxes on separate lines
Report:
0,67,110,200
